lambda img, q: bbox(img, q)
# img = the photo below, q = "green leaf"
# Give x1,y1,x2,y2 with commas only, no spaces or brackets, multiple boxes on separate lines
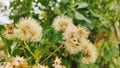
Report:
103,47,111,61
77,2,88,9
12,48,23,56
89,10,100,18
74,11,91,23
0,25,5,32
61,0,69,3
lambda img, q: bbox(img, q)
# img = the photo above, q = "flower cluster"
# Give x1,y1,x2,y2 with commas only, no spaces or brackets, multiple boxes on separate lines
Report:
0,0,14,25
3,56,28,68
48,0,61,11
31,0,45,20
3,17,42,42
0,15,98,68
1,56,67,68
52,15,97,64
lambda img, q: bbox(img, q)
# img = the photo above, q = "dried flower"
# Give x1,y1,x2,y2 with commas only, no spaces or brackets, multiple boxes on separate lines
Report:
62,25,78,40
64,40,81,55
52,15,74,31
52,57,66,68
4,24,17,40
63,26,82,54
17,17,42,41
81,40,97,64
77,25,90,38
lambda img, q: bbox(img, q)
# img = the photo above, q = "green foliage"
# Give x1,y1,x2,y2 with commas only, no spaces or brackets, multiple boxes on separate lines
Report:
0,0,120,68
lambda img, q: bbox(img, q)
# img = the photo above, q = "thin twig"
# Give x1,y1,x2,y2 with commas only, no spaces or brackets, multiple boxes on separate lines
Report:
41,45,63,64
23,41,36,59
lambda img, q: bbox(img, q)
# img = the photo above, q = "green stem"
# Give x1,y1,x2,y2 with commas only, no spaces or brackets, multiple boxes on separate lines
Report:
41,45,63,64
0,34,10,58
96,40,105,63
23,41,36,60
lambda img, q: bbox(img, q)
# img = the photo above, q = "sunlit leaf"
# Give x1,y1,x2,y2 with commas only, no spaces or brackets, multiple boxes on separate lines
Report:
74,11,91,23
77,2,88,9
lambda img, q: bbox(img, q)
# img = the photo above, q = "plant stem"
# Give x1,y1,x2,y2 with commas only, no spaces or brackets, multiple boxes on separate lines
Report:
0,34,10,58
41,45,63,64
96,40,105,63
23,41,36,60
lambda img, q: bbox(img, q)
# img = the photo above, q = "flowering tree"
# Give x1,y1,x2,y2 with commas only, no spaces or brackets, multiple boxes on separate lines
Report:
0,0,120,68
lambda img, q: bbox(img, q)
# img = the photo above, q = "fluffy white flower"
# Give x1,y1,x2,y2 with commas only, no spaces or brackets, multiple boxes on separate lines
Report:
77,25,90,38
52,15,74,31
17,17,42,41
62,25,84,54
62,25,78,40
80,40,97,64
64,40,81,55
